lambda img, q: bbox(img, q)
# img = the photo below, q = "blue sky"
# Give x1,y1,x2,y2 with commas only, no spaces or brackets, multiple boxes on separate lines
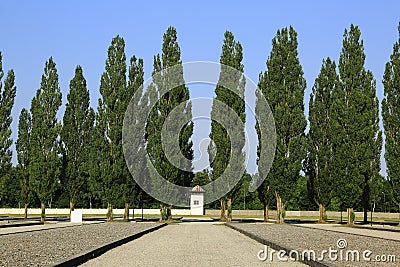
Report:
1,1,399,175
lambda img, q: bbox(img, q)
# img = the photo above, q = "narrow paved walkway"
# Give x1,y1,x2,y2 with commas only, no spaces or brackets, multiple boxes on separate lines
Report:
296,223,400,241
82,222,306,267
0,221,102,235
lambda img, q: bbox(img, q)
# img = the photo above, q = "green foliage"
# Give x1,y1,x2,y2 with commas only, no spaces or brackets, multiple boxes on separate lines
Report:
16,108,32,207
89,36,129,218
123,55,152,210
382,23,400,208
286,175,315,211
0,52,16,200
192,170,210,187
29,57,62,212
233,173,264,210
61,66,94,210
230,173,249,205
332,25,382,216
257,26,307,208
209,30,246,199
146,26,194,207
121,55,145,208
327,197,341,211
256,171,274,210
305,58,339,209
1,167,20,207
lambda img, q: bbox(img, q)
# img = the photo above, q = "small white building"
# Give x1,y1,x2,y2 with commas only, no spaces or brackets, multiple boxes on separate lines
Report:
190,185,204,215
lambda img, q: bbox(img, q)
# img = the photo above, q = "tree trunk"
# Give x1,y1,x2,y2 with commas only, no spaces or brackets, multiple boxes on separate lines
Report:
347,207,354,225
132,203,135,221
226,198,232,223
362,179,370,224
69,200,75,212
160,204,166,221
275,191,284,224
263,203,269,222
220,199,227,221
40,202,45,223
107,203,113,222
124,202,130,221
24,203,28,220
167,204,172,220
363,208,368,224
318,203,326,223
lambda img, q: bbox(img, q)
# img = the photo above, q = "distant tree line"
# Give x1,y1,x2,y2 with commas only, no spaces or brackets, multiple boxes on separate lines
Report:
0,24,399,224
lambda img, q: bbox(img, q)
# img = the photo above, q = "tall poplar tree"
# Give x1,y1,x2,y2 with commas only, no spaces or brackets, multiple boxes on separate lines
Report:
209,31,246,222
123,63,155,215
0,52,16,203
334,25,382,224
121,55,144,221
29,57,62,222
61,66,94,212
16,109,31,219
146,26,193,220
257,26,307,223
306,58,338,222
382,23,400,214
92,36,127,221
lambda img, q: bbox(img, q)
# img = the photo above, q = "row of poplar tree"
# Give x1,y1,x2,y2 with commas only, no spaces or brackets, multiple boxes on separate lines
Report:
0,24,399,223
256,24,398,224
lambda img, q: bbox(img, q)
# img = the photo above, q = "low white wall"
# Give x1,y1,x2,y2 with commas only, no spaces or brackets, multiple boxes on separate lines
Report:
286,211,400,219
205,209,266,216
205,209,400,219
0,208,398,219
0,208,191,216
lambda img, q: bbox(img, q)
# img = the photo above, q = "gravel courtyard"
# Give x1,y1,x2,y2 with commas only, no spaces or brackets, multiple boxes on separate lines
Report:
0,222,160,266
1,220,398,267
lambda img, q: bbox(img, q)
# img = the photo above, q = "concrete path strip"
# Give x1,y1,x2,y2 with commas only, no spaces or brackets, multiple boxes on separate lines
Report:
0,221,104,236
82,222,306,267
294,223,400,241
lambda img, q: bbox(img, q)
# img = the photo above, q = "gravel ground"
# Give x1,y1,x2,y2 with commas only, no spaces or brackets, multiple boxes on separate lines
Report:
231,223,400,267
0,222,160,267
